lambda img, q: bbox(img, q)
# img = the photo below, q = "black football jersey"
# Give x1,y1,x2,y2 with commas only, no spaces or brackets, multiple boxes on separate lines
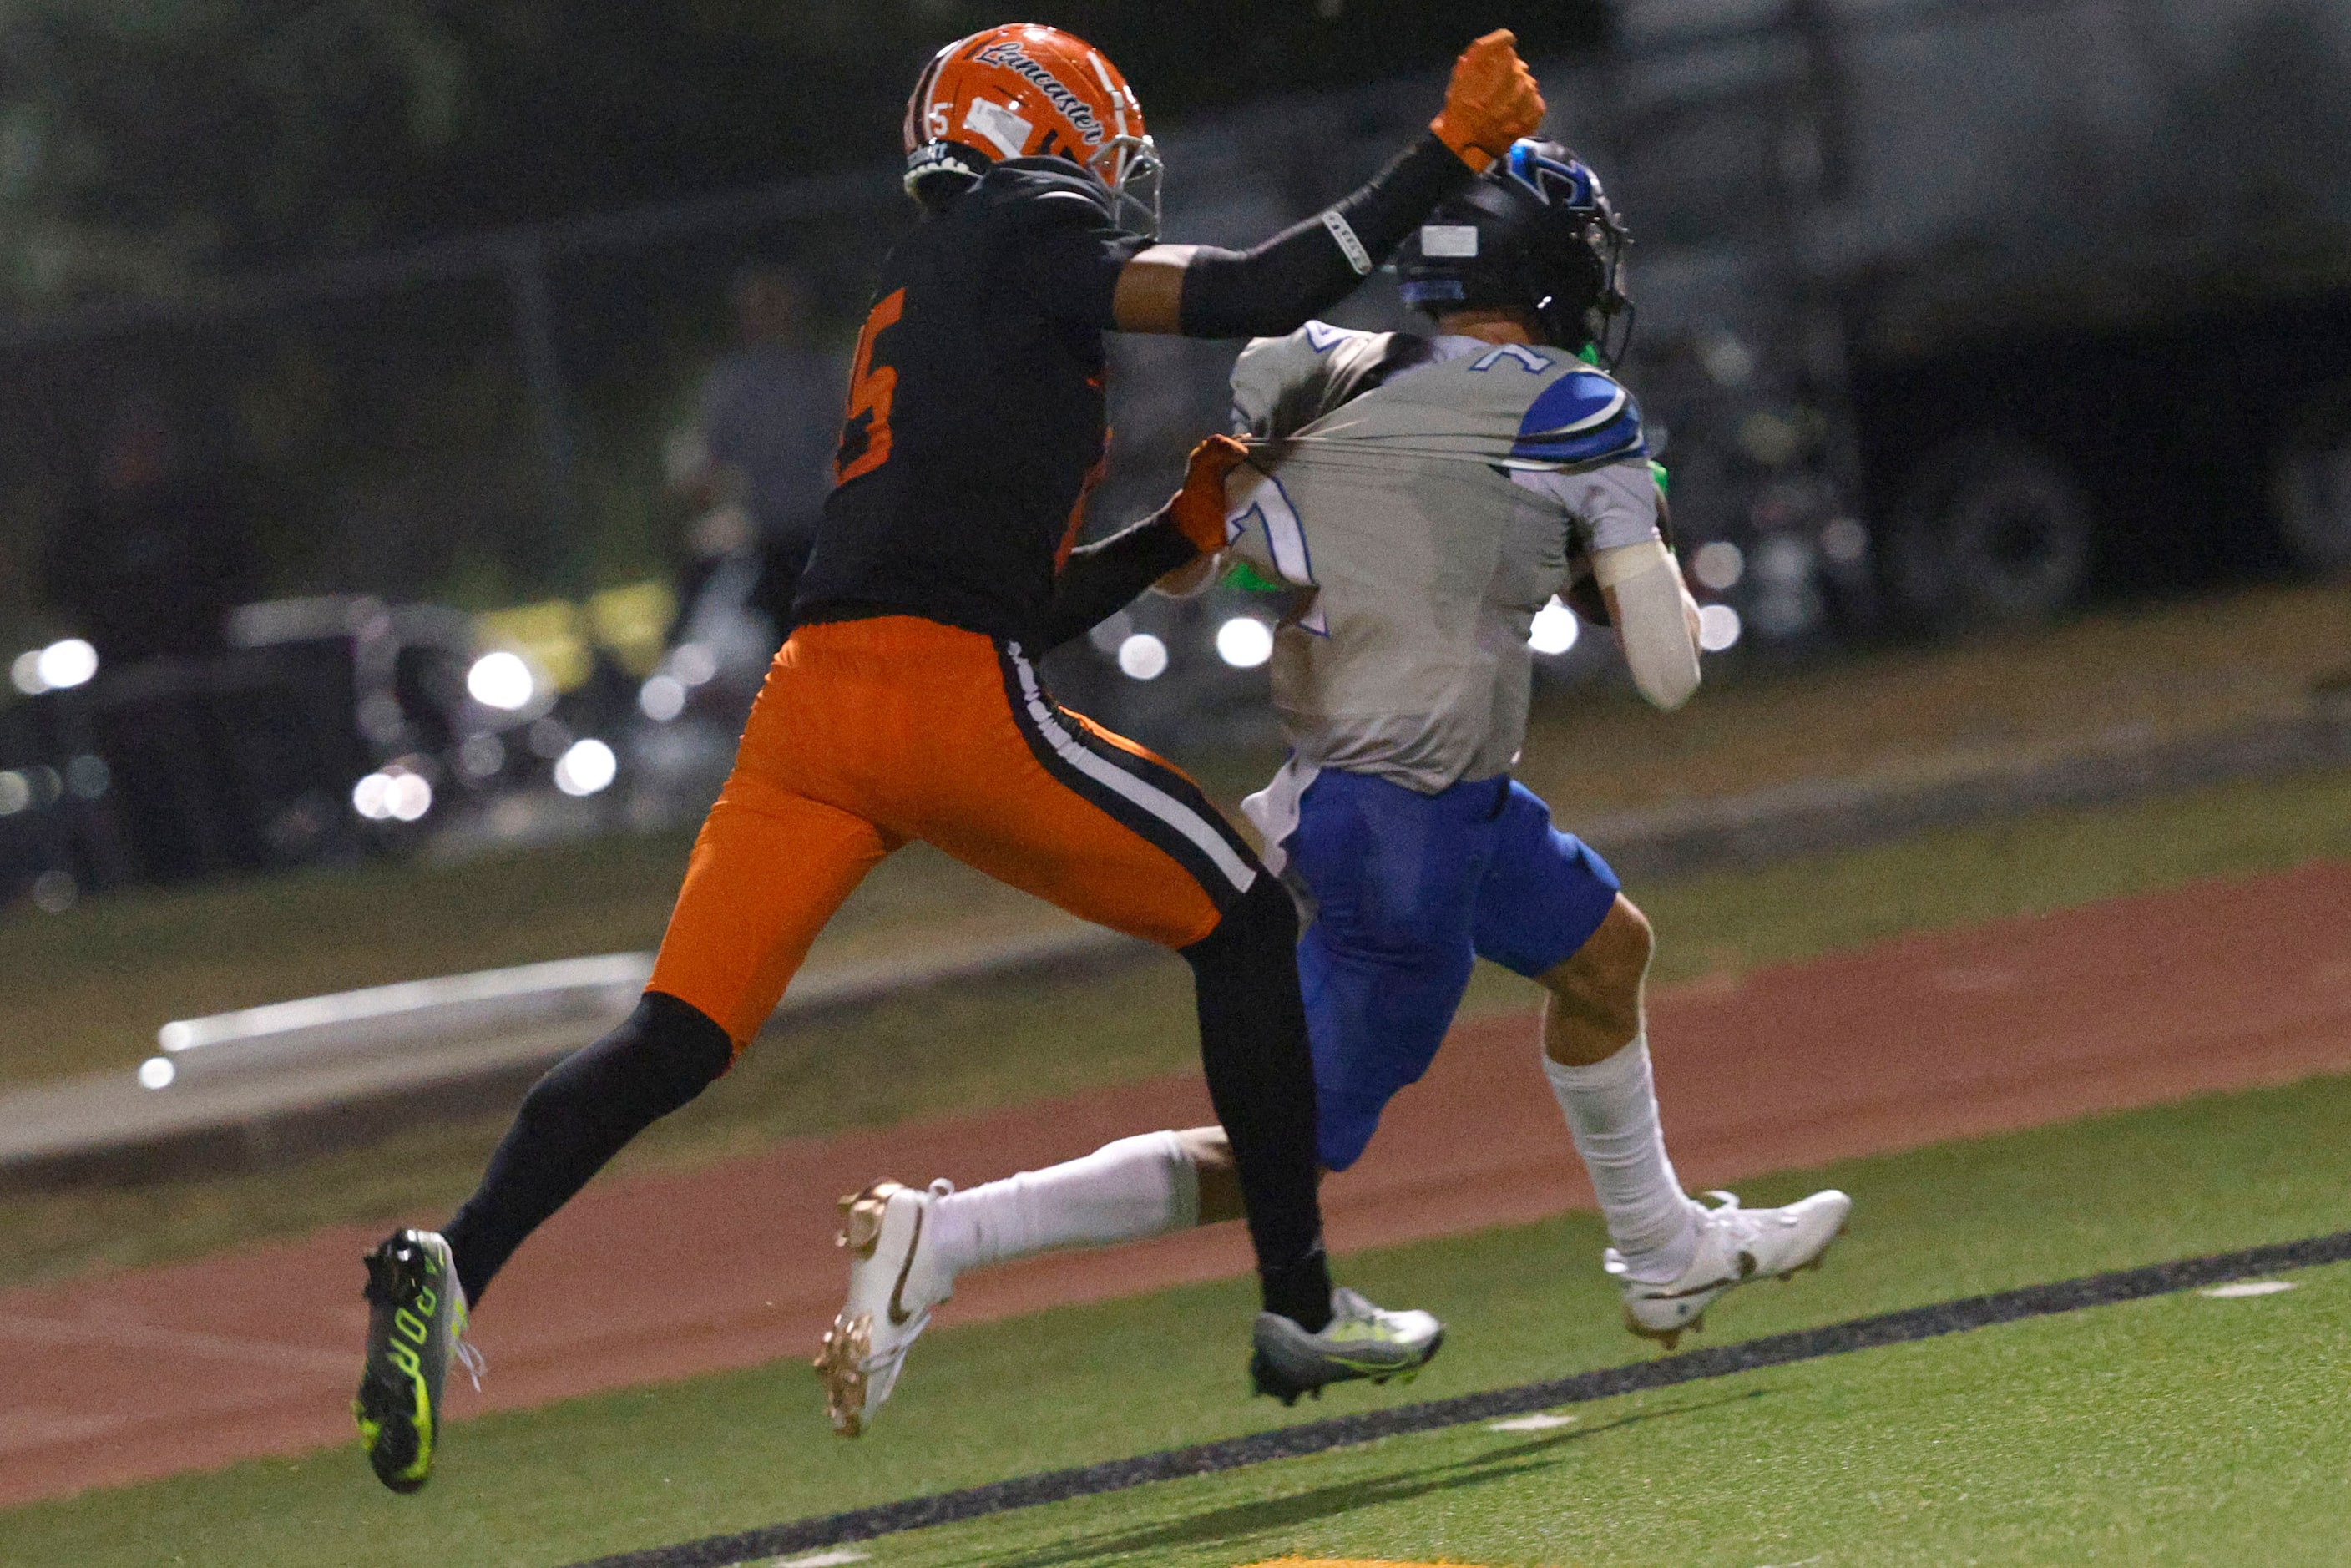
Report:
794,160,1150,645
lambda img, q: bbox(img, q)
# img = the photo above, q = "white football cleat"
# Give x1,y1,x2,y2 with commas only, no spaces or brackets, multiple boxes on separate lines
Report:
1608,1188,1852,1350
814,1178,956,1437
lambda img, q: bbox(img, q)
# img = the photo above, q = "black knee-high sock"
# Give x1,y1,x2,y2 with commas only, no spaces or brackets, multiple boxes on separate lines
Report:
1183,876,1334,1332
442,991,734,1306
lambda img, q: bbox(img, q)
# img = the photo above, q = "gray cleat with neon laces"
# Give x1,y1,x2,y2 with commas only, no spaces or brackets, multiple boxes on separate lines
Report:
1250,1286,1445,1405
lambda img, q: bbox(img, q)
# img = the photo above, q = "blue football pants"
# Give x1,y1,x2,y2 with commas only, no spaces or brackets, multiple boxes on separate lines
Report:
1282,767,1621,1171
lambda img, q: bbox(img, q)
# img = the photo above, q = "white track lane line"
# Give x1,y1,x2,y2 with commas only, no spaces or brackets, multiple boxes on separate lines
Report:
1486,1411,1577,1432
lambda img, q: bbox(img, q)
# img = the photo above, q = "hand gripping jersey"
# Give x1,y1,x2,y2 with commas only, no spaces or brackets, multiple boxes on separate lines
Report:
1223,321,1665,792
795,159,1151,645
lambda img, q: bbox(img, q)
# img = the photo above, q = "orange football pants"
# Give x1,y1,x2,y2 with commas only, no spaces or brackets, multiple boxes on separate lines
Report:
647,615,1262,1048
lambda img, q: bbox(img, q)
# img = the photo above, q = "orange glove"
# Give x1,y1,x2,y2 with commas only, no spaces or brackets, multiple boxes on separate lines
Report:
1430,30,1545,173
1169,434,1250,554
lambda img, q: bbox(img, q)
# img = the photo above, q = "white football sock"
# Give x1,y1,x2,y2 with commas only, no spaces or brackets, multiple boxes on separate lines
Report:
1543,1034,1700,1284
928,1130,1200,1277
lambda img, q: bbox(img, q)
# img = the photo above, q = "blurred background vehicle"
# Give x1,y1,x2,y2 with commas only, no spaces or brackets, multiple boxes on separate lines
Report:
0,584,660,907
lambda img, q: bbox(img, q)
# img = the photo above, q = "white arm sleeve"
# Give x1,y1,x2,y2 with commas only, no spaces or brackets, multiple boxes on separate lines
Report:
1595,540,1701,711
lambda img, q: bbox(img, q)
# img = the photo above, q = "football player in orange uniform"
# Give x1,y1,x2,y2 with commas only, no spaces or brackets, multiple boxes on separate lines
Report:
355,24,1545,1487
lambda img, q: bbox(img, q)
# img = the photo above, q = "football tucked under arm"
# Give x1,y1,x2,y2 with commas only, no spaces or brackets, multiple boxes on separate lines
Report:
1514,451,1671,634
1595,539,1702,711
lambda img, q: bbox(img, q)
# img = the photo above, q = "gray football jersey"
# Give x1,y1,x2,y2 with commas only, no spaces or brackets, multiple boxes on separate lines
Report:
1222,321,1663,792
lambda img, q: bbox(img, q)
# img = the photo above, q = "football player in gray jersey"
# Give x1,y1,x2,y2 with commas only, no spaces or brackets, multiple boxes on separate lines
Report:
842,144,1848,1388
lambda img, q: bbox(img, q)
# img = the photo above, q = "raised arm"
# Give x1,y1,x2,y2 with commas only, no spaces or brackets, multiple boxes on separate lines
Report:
1110,31,1545,337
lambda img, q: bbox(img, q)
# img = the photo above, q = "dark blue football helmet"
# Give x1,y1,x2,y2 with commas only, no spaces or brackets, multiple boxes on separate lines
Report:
1397,139,1633,365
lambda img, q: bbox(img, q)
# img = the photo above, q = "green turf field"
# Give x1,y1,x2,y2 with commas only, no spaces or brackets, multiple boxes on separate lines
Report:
9,1065,2351,1567
4,763,2347,1293
878,1263,2351,1567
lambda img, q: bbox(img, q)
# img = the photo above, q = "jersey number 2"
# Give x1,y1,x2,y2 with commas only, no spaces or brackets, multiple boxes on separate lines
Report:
834,288,905,484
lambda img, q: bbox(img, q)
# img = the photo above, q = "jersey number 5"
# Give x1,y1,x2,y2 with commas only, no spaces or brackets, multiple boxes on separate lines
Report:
833,288,905,484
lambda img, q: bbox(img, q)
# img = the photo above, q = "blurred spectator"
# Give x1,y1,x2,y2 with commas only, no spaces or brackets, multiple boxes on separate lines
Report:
43,402,263,666
669,262,843,643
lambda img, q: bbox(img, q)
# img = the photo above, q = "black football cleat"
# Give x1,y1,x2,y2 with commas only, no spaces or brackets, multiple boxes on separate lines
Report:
353,1229,477,1494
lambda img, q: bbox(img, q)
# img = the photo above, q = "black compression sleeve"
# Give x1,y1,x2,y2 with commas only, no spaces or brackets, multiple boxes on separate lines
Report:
1041,508,1199,652
1177,134,1474,340
442,992,732,1305
1181,875,1335,1330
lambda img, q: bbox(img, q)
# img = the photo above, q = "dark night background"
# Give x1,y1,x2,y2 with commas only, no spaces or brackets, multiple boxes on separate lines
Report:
0,2,1606,293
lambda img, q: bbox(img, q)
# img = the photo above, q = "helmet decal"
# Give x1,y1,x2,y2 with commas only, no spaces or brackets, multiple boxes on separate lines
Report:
971,40,1107,145
1079,50,1133,141
1505,141,1603,210
1420,224,1479,259
962,97,1035,162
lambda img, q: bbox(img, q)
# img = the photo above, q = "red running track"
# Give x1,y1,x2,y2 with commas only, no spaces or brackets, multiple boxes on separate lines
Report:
3,862,2347,1508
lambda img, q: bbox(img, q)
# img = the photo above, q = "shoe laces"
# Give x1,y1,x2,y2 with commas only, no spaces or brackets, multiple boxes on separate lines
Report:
862,1307,931,1375
1697,1190,1765,1249
1324,1287,1403,1343
447,1283,487,1392
453,1335,488,1393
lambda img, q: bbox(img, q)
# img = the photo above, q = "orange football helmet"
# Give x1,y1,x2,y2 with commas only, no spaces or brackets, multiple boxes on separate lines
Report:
902,23,1162,236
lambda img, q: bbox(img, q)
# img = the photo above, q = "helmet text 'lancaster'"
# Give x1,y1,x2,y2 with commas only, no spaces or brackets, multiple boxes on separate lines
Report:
971,42,1106,145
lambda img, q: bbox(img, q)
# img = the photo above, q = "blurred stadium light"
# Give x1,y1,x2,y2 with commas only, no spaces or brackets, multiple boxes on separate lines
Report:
10,640,99,696
1529,599,1582,657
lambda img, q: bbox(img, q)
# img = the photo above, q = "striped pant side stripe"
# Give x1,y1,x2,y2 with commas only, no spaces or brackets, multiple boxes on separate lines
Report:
1000,642,1259,900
